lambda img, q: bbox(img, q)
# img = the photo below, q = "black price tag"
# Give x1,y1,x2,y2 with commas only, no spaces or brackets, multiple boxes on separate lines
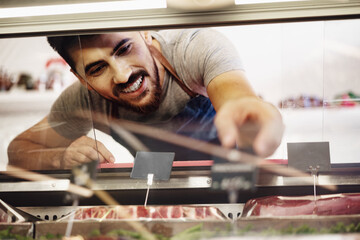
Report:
211,163,257,191
287,142,331,172
130,151,175,180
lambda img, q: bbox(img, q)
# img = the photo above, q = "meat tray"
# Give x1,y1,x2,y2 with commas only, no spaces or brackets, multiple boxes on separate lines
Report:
35,214,360,239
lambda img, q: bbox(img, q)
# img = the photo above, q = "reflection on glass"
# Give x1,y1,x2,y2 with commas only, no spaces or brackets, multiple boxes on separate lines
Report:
2,19,360,172
70,29,278,164
4,36,96,170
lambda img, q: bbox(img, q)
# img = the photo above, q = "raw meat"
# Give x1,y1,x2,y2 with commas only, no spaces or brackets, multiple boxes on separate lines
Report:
242,193,360,217
70,205,225,221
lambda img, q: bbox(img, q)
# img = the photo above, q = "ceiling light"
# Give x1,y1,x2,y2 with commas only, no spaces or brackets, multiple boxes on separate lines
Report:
235,0,305,4
166,0,235,11
0,0,167,19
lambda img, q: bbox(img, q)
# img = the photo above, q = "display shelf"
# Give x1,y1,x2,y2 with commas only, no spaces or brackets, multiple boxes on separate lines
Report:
0,89,61,113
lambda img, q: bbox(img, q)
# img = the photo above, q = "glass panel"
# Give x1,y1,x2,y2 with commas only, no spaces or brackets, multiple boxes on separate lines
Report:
217,19,360,165
278,21,326,161
323,19,360,165
75,31,230,164
1,35,97,170
2,19,360,172
217,24,285,159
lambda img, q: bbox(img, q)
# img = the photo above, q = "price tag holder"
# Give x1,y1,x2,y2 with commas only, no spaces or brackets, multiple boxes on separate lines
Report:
70,160,98,186
130,151,175,181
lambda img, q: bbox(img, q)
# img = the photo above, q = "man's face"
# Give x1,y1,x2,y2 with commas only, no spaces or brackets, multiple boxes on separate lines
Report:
70,32,162,114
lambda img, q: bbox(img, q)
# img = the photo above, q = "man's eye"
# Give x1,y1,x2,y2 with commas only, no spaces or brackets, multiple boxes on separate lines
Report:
115,44,131,56
89,64,107,77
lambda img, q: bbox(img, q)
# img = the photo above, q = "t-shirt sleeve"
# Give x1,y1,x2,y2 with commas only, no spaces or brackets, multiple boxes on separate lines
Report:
174,29,244,96
47,82,93,139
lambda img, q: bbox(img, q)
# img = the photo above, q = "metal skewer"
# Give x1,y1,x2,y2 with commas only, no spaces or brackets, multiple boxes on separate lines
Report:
65,198,79,238
144,173,154,207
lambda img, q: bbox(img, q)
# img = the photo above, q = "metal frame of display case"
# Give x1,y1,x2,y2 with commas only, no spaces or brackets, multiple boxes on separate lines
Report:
0,1,360,37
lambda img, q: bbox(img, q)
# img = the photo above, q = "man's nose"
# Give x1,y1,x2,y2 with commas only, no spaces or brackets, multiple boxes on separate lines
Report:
111,60,132,84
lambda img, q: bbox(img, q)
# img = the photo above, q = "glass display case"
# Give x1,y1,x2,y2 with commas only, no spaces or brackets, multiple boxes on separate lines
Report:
0,1,360,239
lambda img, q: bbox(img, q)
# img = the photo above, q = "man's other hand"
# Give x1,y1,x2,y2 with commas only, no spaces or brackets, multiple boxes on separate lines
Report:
62,136,115,169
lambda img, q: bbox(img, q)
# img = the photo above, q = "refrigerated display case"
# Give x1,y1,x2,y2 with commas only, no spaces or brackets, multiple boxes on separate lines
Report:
0,1,360,239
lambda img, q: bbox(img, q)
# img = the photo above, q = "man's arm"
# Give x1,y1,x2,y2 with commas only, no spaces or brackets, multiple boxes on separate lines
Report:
7,116,115,170
207,70,284,157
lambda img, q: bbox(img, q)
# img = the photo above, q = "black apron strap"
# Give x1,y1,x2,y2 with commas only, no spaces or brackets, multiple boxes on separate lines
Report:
148,44,197,98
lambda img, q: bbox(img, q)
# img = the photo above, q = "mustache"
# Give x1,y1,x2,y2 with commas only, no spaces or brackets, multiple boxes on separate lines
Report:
112,69,149,97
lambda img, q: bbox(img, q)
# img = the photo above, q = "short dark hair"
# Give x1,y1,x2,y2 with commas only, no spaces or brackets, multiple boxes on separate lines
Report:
47,35,80,70
47,35,96,71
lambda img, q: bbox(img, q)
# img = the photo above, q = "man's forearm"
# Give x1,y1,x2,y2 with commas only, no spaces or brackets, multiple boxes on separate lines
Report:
207,70,257,111
7,139,65,170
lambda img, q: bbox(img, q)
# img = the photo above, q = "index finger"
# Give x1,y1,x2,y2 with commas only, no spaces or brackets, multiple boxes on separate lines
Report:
214,107,247,148
93,140,115,163
253,113,284,157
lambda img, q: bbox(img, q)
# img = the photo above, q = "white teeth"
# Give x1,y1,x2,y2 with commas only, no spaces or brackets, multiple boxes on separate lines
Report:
122,76,143,93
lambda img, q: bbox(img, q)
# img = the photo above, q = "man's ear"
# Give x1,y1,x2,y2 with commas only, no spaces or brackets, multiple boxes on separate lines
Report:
141,31,153,46
70,68,93,90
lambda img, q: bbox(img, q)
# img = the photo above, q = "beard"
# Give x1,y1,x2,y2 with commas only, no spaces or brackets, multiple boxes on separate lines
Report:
112,57,162,115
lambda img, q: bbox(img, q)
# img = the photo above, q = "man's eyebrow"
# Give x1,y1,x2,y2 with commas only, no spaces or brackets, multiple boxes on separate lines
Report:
84,38,130,74
111,38,130,56
85,60,103,74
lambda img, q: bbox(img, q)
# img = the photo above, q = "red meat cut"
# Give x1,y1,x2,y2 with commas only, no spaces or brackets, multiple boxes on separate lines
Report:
242,193,360,217
70,205,225,221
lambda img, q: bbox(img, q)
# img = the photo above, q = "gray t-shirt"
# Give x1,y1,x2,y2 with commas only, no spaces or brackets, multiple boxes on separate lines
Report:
48,28,243,139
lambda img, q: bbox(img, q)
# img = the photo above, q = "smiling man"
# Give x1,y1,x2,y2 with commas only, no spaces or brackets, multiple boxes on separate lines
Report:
8,29,284,170
71,33,163,113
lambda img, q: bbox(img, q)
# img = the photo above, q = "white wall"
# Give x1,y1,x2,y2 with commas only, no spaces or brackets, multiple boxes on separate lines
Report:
217,19,360,105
